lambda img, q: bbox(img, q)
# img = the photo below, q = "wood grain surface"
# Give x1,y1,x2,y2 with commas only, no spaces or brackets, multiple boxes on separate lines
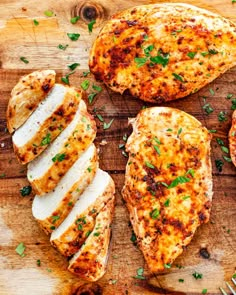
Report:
0,0,235,294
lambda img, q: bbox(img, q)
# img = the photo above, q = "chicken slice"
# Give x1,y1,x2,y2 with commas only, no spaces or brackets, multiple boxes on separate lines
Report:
7,70,56,133
89,3,236,103
50,169,115,257
13,84,81,164
229,110,236,167
122,107,213,272
32,144,98,234
68,196,115,282
27,100,96,195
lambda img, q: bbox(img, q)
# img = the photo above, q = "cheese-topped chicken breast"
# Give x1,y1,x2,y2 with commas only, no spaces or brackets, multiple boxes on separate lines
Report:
7,70,56,133
229,110,236,167
89,3,236,103
122,107,213,272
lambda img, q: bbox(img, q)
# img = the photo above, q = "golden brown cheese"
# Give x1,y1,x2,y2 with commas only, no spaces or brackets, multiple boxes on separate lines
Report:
68,196,115,282
229,110,236,167
89,3,236,103
122,107,213,272
7,70,56,133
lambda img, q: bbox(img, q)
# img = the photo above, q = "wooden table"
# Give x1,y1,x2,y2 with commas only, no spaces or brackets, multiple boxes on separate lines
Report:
0,0,235,294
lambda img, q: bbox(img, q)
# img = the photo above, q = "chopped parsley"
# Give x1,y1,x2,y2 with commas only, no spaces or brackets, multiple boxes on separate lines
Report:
68,63,80,71
226,93,233,99
20,186,32,196
168,175,190,189
209,88,215,96
88,20,96,33
88,93,97,104
203,103,214,115
15,242,26,257
177,127,182,136
150,53,169,67
67,33,80,41
52,153,66,162
33,19,39,26
61,71,75,85
186,168,195,177
192,271,203,280
183,195,191,200
0,173,6,178
218,111,227,122
83,70,90,77
51,216,60,223
134,57,147,68
57,44,68,50
223,155,232,162
172,73,184,82
179,279,184,283
144,44,154,56
44,10,54,17
87,167,92,172
96,114,104,122
93,232,100,237
232,98,236,110
150,208,160,219
133,267,145,280
164,263,171,269
103,119,114,130
130,231,137,244
221,146,229,154
153,145,160,155
85,230,91,237
145,161,155,169
215,159,224,172
202,289,207,294
20,57,29,64
208,129,217,133
187,52,197,59
81,80,90,90
164,198,170,207
40,133,51,146
70,16,80,24
92,84,102,92
216,138,224,146
37,259,41,266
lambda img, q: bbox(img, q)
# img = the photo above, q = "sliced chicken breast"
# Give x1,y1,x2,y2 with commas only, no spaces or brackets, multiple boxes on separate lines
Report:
27,100,96,195
50,169,115,257
13,84,81,164
229,110,236,167
89,3,236,103
32,144,98,234
122,107,213,272
68,196,115,282
7,70,56,133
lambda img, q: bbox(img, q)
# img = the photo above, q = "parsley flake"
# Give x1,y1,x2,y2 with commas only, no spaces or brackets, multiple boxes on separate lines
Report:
52,153,66,162
187,52,197,59
44,10,54,17
168,175,190,189
81,80,90,91
88,93,97,104
150,53,169,67
218,111,227,122
150,208,160,219
68,63,80,71
164,263,171,269
172,73,184,82
88,20,96,33
33,19,39,26
145,161,155,169
134,57,148,68
20,57,29,64
133,267,146,280
67,33,80,41
103,119,114,130
15,242,26,257
40,133,51,146
57,44,68,50
70,16,80,24
215,159,224,172
192,271,203,280
20,186,32,196
203,103,214,115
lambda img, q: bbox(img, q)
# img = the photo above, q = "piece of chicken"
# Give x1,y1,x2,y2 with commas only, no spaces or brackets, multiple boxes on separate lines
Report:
89,3,236,103
32,144,98,234
229,110,236,167
50,169,115,257
13,84,81,164
7,70,56,133
122,107,213,272
68,196,115,282
27,100,96,195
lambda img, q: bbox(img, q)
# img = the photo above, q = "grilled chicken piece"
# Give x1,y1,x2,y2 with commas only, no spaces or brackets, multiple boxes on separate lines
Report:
7,70,56,133
229,110,236,167
122,107,213,272
50,169,115,257
13,84,81,164
32,144,98,234
89,3,236,103
27,100,96,195
68,196,115,281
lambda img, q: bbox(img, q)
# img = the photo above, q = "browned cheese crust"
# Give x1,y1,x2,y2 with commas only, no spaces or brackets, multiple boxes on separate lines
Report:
229,110,236,167
68,196,115,282
89,3,236,103
122,107,213,272
7,70,56,133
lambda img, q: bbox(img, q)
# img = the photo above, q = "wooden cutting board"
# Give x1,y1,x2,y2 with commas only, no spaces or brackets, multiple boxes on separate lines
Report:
0,0,235,294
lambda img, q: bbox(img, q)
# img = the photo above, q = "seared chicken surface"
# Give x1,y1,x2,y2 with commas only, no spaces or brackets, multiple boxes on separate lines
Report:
89,3,236,103
229,110,236,167
122,107,213,272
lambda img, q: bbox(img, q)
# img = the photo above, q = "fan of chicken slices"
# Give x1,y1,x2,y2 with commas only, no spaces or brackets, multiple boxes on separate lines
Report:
6,70,115,282
122,107,213,272
89,3,236,103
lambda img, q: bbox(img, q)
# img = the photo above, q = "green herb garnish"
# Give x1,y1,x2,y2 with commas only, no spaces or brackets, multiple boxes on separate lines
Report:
150,208,160,219
20,185,32,196
15,242,26,257
133,267,146,280
40,133,51,146
33,19,39,26
52,153,66,162
81,80,90,90
172,73,184,82
20,57,29,64
67,33,80,41
88,20,96,33
145,161,155,169
187,52,197,59
68,63,80,71
103,119,114,130
44,10,54,17
57,44,68,50
192,271,203,280
70,16,80,24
